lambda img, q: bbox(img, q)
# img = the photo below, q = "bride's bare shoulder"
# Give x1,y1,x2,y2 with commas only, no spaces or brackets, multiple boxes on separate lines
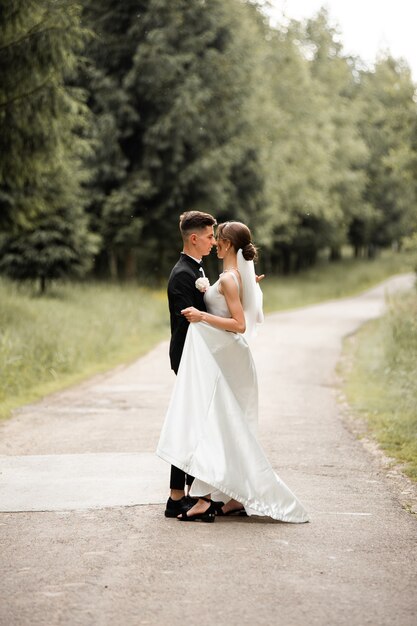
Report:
219,270,240,294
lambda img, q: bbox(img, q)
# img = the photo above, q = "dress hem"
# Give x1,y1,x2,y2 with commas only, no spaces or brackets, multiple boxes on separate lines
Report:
156,448,310,524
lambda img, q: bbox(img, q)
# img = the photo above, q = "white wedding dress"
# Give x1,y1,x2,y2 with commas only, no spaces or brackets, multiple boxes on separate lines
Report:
157,251,309,523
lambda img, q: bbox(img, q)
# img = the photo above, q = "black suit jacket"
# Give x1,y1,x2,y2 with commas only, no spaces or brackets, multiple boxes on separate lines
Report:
168,254,207,373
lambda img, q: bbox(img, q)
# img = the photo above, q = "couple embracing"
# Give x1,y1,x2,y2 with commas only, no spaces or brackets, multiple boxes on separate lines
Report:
157,211,309,524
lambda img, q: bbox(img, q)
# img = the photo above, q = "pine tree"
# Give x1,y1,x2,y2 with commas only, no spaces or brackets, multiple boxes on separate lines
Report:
0,0,99,287
0,206,99,293
0,0,88,229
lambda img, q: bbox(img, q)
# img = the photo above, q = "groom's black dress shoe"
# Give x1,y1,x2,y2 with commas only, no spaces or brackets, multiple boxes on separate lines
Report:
164,496,196,518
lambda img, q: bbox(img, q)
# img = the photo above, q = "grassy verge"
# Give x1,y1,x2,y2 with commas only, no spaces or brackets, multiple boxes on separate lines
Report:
261,248,413,312
0,280,169,419
342,290,417,481
0,249,413,420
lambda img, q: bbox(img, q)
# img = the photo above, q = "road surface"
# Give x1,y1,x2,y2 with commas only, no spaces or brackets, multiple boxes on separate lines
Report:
0,274,416,626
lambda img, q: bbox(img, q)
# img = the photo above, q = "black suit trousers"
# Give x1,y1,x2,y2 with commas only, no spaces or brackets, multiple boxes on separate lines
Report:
167,255,206,491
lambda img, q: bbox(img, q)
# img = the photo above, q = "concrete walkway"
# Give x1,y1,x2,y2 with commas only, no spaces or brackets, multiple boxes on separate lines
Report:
0,274,416,626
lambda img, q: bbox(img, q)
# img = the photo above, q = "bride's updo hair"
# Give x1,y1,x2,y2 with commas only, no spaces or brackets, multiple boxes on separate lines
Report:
216,221,258,261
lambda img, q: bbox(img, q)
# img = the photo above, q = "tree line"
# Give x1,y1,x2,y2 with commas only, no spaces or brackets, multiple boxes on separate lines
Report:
1,0,416,290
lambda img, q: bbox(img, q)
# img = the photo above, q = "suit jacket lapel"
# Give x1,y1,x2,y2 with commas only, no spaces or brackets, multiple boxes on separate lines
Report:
180,254,201,277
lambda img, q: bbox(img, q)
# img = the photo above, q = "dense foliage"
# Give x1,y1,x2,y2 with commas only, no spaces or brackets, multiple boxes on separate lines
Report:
0,0,98,290
1,0,416,286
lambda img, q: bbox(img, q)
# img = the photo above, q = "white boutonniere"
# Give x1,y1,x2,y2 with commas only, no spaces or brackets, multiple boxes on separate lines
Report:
195,277,210,293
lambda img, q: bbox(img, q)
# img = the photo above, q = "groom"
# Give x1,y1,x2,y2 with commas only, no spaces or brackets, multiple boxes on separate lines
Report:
164,210,217,518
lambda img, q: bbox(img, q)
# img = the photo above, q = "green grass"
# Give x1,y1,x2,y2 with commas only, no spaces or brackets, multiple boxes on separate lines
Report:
262,248,413,312
0,280,169,419
342,290,417,481
0,248,413,421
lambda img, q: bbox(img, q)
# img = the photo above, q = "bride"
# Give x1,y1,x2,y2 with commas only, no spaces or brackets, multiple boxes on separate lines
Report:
157,221,309,524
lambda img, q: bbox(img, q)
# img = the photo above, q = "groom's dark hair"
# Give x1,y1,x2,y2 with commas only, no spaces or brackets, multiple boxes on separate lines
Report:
180,211,216,241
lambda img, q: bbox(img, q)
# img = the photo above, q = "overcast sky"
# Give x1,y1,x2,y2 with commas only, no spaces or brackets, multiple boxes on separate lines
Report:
263,0,417,80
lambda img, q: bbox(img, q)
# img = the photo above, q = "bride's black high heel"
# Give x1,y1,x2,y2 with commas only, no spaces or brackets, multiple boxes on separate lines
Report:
177,497,216,523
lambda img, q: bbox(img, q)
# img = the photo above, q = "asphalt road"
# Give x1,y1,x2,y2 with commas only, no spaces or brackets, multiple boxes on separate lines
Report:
0,274,416,626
